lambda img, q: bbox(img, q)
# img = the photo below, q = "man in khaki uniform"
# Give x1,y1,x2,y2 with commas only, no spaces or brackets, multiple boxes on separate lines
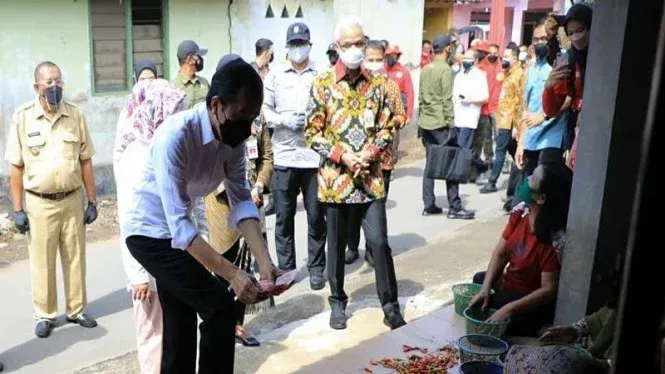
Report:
5,61,99,338
172,40,210,108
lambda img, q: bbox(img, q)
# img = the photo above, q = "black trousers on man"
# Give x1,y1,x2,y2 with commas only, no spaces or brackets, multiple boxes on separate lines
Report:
127,236,236,374
273,167,326,275
348,170,392,253
421,127,462,211
326,200,400,316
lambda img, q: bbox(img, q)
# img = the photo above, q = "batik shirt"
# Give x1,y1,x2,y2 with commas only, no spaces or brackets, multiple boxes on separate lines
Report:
305,62,396,204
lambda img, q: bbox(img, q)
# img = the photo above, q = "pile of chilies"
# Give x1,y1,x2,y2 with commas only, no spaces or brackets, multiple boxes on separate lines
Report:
363,344,460,373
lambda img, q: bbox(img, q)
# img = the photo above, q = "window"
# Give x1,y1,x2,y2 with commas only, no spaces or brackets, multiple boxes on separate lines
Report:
90,0,165,93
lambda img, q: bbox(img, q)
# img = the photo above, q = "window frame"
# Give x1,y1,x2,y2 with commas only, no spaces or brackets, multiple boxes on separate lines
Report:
88,0,169,95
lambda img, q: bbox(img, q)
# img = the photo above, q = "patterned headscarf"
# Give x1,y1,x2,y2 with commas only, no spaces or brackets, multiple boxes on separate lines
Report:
120,79,187,151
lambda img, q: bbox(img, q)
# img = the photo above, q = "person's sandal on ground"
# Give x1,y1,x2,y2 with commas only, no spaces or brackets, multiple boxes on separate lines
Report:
235,325,260,347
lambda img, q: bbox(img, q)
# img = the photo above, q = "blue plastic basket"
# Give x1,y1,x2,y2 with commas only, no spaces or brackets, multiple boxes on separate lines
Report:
457,334,510,364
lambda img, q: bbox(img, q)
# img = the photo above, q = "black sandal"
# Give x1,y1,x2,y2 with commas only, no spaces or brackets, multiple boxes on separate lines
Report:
235,334,261,347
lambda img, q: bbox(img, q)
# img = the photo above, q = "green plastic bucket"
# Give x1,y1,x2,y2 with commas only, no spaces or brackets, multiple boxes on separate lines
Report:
463,307,510,338
452,283,483,316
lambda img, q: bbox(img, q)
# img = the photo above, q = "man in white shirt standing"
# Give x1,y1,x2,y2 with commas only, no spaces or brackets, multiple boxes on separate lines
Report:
263,22,326,291
453,49,489,171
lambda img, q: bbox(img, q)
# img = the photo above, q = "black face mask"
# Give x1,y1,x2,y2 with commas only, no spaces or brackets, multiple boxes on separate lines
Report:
195,56,204,72
487,55,498,63
501,60,511,69
269,53,275,63
328,53,339,66
535,44,550,59
215,105,252,148
43,85,63,107
386,56,398,67
462,61,474,72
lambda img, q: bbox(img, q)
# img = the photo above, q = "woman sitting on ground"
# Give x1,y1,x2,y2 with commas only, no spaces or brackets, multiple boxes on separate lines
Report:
469,163,573,336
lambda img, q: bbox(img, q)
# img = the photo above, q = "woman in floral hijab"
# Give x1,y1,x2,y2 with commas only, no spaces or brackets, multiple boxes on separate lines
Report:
113,78,207,374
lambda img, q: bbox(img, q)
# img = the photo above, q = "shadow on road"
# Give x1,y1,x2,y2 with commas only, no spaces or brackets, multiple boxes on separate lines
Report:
349,278,425,301
0,325,108,373
392,166,423,180
88,288,132,319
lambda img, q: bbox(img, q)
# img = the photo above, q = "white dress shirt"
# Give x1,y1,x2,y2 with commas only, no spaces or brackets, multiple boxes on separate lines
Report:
262,60,321,169
453,67,489,129
122,103,258,250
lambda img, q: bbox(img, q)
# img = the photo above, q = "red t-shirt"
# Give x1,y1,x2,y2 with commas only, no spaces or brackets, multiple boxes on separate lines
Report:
499,204,563,294
478,60,503,115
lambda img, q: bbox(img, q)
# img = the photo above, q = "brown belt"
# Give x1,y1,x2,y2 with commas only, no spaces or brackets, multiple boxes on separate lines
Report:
26,188,78,201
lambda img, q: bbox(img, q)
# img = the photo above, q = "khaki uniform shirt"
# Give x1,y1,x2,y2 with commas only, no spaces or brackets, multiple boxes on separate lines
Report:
4,99,95,194
172,75,210,109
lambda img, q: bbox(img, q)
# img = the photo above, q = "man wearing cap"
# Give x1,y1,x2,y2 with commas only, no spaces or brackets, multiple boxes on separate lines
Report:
419,35,475,219
472,41,502,181
326,43,339,68
384,45,414,165
262,22,326,291
5,61,99,338
173,40,209,109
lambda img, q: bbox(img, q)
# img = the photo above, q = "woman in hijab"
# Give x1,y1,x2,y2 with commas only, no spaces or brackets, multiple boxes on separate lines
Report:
113,78,193,374
543,3,592,171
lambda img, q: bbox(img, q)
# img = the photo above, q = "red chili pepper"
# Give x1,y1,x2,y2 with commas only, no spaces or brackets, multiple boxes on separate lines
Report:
363,368,373,373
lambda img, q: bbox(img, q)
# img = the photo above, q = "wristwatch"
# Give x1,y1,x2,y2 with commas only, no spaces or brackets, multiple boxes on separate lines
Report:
88,200,97,207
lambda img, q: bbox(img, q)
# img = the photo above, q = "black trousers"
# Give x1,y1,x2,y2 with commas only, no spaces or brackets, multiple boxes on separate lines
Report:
273,167,326,274
127,236,236,374
473,271,555,337
326,200,400,316
421,127,462,211
348,170,392,253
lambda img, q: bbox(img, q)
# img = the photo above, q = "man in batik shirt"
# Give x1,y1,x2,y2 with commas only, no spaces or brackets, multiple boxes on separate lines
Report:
305,15,406,332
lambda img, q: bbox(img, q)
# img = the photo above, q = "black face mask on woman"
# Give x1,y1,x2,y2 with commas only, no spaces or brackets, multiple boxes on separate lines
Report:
328,52,339,66
386,56,398,67
215,105,252,148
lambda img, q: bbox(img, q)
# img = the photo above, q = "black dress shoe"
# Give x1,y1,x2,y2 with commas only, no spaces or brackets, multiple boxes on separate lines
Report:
448,209,475,220
66,313,98,328
309,273,326,291
480,183,498,194
345,249,359,265
383,313,407,330
329,304,347,330
422,206,443,216
364,251,374,268
35,319,54,338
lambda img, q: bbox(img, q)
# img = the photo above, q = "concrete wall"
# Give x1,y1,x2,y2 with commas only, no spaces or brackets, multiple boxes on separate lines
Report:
229,0,335,69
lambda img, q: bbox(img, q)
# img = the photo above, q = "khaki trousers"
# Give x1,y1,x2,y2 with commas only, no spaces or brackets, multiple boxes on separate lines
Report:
25,188,87,320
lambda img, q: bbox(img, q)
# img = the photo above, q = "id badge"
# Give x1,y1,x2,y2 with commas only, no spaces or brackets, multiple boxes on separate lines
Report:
246,138,259,160
363,109,375,129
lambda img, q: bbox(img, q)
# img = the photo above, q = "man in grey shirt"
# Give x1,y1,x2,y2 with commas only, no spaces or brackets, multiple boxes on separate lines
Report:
263,22,326,290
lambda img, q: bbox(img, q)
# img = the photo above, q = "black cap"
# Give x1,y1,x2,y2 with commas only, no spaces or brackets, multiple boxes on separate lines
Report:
432,34,452,52
286,22,310,43
177,40,208,60
216,54,243,72
134,60,158,80
326,43,336,54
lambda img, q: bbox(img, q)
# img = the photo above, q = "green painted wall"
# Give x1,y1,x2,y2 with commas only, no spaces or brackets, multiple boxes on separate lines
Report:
166,0,232,81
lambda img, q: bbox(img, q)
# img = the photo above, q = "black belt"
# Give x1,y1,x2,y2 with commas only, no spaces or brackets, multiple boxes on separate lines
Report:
26,188,78,201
